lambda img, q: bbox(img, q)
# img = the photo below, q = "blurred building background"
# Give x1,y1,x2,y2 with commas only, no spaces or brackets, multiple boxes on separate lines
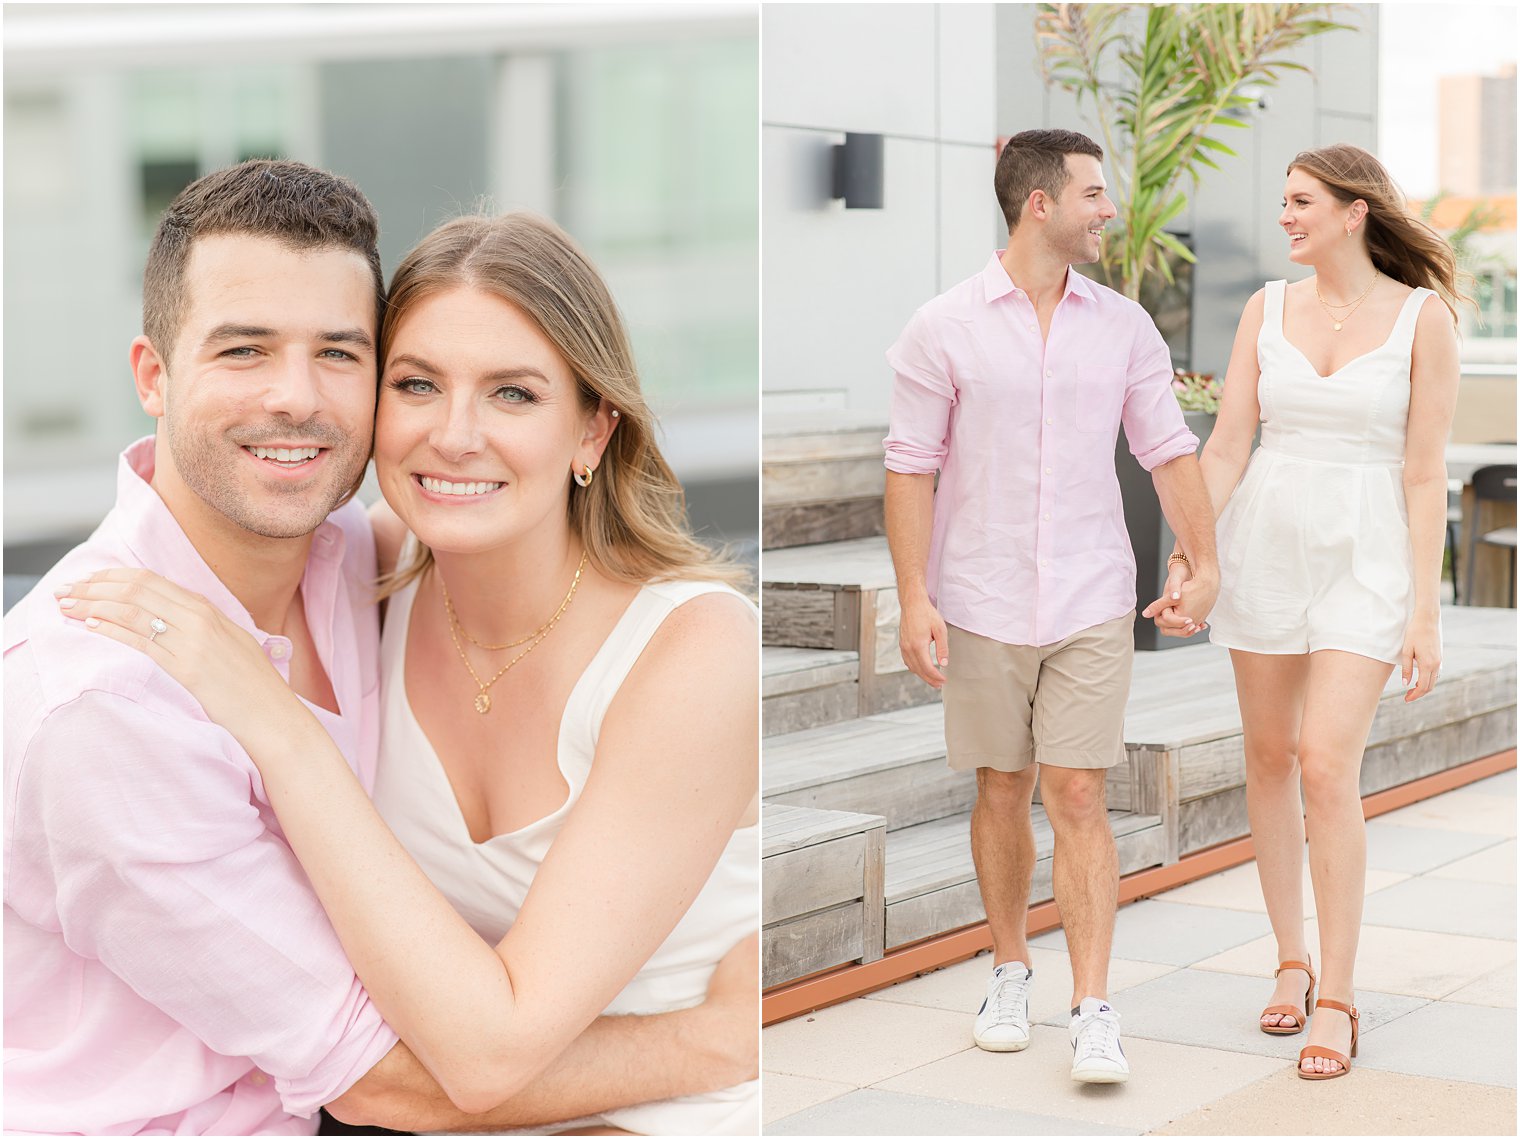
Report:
4,3,759,574
761,3,1515,439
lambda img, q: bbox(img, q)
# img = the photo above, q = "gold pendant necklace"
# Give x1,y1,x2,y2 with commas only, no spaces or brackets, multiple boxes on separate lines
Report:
1315,270,1379,332
441,551,589,713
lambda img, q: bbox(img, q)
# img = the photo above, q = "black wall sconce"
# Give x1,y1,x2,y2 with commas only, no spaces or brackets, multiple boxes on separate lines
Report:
831,132,884,209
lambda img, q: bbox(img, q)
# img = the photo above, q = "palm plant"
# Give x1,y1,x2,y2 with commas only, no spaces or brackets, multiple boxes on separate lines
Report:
1035,3,1350,302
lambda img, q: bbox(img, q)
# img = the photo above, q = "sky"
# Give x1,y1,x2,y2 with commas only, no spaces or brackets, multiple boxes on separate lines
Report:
1379,1,1518,198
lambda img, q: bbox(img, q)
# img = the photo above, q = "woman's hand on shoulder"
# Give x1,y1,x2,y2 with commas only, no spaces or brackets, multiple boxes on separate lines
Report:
55,568,312,748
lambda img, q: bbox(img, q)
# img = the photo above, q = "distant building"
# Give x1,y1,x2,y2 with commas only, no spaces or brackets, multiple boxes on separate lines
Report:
1438,64,1517,196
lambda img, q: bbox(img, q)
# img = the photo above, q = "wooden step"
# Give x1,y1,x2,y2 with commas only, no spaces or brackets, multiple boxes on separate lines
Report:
762,536,935,717
764,703,971,830
762,803,885,987
763,646,860,736
883,807,1167,950
763,414,888,549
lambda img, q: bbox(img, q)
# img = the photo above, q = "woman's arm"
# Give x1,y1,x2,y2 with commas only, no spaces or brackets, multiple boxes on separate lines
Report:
60,572,757,1113
1146,288,1266,630
1400,295,1461,701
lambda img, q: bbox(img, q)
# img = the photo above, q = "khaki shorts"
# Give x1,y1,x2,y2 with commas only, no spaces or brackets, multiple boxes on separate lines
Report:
943,612,1135,773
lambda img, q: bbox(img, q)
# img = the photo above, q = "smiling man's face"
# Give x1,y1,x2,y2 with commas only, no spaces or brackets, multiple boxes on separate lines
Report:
142,233,378,539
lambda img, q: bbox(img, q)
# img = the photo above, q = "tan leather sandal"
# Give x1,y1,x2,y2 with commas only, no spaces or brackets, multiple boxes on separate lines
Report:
1297,998,1359,1080
1260,958,1315,1036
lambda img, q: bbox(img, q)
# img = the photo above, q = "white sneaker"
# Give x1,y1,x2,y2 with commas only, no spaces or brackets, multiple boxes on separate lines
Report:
972,961,1032,1051
1070,996,1129,1084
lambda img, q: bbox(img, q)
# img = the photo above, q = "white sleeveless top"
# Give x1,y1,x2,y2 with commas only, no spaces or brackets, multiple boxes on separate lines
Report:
1208,279,1431,663
370,571,760,1135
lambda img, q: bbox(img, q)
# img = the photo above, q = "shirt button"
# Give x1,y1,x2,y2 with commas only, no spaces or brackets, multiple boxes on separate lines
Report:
1046,417,1054,425
269,643,288,660
1028,323,1036,331
1040,560,1049,567
1043,513,1051,521
1045,370,1053,378
1045,467,1053,475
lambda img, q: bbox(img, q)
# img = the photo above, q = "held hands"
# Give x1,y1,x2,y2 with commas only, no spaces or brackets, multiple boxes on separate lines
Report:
898,595,949,689
1400,611,1441,702
1141,559,1219,638
55,568,307,750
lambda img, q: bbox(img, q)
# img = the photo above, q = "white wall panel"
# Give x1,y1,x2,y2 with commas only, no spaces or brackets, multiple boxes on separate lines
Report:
937,4,996,145
938,142,1000,294
763,127,937,416
762,3,936,136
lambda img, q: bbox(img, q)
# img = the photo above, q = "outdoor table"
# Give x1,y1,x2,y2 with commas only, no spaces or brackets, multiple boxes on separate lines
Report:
1447,442,1518,607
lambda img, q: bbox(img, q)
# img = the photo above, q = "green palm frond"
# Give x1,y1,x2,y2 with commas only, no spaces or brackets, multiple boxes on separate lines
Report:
1033,3,1352,301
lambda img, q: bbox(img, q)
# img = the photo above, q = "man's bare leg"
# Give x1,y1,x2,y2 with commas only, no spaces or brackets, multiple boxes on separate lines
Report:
971,766,1039,966
1038,765,1118,1008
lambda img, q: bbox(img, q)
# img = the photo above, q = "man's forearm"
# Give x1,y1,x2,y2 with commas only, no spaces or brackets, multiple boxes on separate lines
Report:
885,471,936,600
1152,454,1218,576
330,1004,746,1132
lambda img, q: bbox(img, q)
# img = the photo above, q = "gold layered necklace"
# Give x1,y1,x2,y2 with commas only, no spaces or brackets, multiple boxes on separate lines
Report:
1315,269,1379,331
440,551,589,714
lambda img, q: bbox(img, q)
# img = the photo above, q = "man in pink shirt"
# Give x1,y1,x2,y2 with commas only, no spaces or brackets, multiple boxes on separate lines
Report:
884,130,1219,1084
4,160,754,1135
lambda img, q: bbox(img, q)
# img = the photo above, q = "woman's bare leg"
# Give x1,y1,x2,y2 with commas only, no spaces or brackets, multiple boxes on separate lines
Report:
1297,649,1394,1073
1230,650,1314,1028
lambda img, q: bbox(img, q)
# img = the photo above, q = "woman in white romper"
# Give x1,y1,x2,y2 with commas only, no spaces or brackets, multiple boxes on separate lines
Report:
1152,146,1463,1080
81,213,759,1133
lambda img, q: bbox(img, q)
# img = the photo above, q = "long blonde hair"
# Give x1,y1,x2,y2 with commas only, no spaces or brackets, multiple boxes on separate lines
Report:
1288,144,1472,323
379,212,745,594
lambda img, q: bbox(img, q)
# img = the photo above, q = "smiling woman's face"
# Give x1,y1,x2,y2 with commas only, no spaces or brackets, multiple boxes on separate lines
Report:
375,286,598,556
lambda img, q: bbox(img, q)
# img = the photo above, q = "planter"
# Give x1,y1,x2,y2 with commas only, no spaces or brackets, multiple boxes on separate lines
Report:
1117,410,1216,652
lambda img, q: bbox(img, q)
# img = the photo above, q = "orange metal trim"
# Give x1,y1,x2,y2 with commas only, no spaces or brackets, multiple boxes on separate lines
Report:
762,749,1516,1026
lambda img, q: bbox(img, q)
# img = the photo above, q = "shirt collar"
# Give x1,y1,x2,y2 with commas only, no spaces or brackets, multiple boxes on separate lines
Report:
111,436,344,639
982,251,1098,305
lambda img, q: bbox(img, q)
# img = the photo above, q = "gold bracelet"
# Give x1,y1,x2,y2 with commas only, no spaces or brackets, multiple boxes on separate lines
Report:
1167,552,1190,567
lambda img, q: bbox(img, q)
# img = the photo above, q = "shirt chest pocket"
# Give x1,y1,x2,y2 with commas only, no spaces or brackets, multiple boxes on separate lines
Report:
1056,364,1126,435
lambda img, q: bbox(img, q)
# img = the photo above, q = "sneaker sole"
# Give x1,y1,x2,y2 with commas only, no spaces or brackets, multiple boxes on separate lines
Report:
1071,1066,1129,1084
973,1035,1031,1052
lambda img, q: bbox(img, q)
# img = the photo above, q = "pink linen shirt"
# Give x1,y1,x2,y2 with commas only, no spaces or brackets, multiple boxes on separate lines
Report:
885,253,1199,647
4,438,398,1135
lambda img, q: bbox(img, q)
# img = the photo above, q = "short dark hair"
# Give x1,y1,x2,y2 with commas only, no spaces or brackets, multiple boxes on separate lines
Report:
142,159,384,361
994,129,1104,231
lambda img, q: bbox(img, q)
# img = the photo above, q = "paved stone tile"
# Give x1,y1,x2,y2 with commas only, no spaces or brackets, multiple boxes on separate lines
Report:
1149,1067,1518,1135
761,997,972,1086
863,946,1177,1025
1192,919,1517,999
1460,768,1516,797
1361,818,1504,874
874,1025,1281,1133
1376,790,1516,837
1158,858,1409,916
1031,899,1272,967
1427,839,1517,886
765,1087,1140,1135
760,1072,854,1125
1444,965,1516,1009
1359,1000,1517,1087
1359,875,1516,940
1037,967,1426,1059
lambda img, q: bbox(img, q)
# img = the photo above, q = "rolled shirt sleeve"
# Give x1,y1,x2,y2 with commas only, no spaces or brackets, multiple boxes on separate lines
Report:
9,688,398,1117
1122,318,1200,471
884,308,956,475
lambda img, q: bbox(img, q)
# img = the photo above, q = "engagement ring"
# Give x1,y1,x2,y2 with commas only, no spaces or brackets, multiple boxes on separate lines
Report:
148,617,168,643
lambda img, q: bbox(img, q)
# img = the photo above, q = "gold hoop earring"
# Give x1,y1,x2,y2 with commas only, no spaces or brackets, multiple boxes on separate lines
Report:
573,464,595,488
